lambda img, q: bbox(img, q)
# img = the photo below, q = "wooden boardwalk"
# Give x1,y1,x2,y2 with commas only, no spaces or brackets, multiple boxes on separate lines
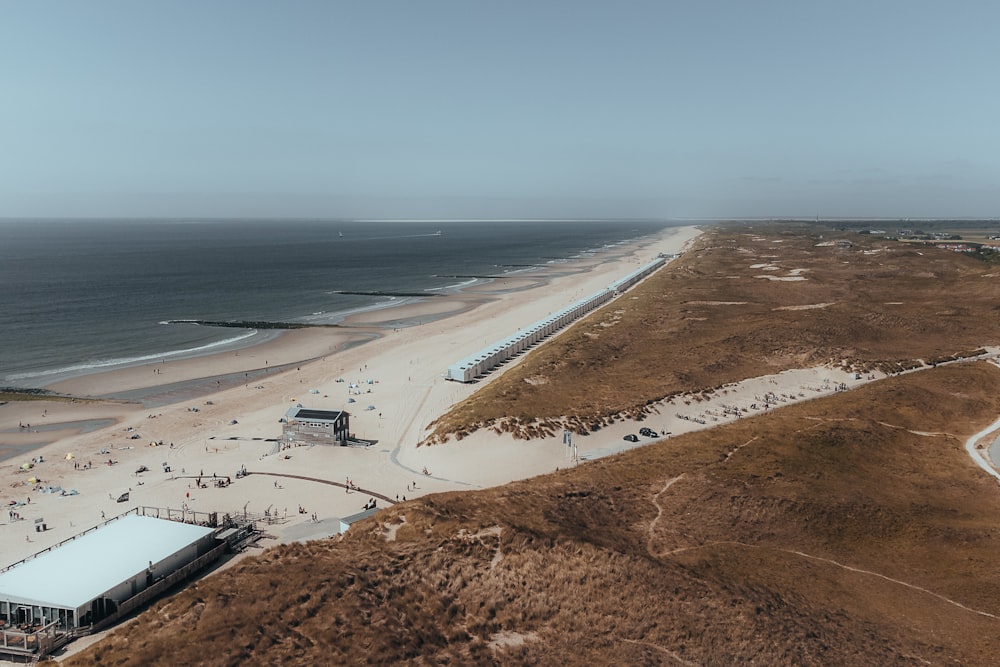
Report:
245,471,398,505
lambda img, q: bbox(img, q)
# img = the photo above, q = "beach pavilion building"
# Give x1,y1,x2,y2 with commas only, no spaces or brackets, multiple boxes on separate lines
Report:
282,407,350,446
0,514,219,646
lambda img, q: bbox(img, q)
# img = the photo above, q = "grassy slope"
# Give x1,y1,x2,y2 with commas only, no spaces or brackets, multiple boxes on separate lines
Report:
426,223,1000,442
70,363,1000,666
66,223,1000,666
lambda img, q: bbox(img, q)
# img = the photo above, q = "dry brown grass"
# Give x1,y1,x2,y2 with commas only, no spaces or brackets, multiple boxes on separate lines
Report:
67,362,1000,666
425,223,1000,442
64,223,1000,666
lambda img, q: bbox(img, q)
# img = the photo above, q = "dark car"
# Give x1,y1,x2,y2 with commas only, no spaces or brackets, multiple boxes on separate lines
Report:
623,434,639,442
639,427,657,437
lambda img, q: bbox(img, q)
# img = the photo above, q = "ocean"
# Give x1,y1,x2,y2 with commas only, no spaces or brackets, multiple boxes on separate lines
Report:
0,218,672,388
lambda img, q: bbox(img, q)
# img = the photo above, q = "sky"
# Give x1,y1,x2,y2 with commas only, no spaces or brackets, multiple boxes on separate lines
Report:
2,1,998,220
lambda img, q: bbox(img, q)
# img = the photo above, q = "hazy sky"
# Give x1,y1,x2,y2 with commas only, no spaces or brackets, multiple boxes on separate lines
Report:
2,1,998,219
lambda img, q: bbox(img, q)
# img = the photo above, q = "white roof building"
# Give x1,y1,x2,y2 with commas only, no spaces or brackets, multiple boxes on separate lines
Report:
338,507,380,534
0,515,216,630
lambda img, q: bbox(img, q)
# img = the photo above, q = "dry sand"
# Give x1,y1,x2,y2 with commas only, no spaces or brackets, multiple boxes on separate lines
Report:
0,224,920,568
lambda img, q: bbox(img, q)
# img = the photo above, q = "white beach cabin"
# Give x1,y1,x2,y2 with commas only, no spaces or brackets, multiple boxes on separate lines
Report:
445,256,668,383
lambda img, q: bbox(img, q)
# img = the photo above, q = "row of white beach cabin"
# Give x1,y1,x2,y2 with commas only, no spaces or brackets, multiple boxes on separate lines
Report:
446,256,668,383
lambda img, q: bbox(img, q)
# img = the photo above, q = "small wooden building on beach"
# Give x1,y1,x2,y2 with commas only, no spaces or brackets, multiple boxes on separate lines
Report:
282,407,350,446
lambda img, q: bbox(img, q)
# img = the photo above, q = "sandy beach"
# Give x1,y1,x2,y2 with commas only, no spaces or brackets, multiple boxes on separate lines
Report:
0,223,881,568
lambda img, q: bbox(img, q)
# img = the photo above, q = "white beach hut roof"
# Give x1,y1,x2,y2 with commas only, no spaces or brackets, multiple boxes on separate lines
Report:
0,515,214,610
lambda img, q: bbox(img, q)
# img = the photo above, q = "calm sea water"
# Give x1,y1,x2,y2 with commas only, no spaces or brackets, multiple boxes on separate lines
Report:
0,219,671,387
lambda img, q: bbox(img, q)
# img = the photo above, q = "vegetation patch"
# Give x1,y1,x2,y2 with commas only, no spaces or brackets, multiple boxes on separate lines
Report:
67,363,1000,666
0,388,89,403
425,222,1000,442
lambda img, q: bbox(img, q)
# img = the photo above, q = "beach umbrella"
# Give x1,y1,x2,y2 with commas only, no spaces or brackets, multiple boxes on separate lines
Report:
20,463,32,470
66,453,75,460
28,477,38,484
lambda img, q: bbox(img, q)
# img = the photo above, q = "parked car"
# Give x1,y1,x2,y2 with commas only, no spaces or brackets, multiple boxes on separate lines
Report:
639,427,657,438
623,434,639,442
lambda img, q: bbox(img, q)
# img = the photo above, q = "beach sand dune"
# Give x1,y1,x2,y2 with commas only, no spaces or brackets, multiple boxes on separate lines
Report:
1,226,703,566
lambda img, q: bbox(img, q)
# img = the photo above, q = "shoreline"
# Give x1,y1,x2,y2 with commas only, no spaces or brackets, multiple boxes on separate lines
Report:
0,225,701,569
4,231,645,396
36,230,659,401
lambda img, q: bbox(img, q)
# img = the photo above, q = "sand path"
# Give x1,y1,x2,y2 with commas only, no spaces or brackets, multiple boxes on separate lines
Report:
964,414,1000,484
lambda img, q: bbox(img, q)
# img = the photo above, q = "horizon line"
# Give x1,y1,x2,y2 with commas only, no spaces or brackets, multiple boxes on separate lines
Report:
0,216,997,223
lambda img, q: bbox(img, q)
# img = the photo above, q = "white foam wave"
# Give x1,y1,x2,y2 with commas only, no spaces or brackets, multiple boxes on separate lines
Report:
299,297,415,324
425,278,479,292
5,329,260,381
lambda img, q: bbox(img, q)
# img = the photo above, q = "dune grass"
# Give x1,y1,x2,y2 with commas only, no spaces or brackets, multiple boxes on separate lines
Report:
425,223,1000,442
64,223,1000,666
68,362,1000,666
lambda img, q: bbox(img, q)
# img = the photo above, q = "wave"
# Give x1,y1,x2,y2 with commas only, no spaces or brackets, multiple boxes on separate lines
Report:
5,329,260,381
425,277,480,292
297,297,415,325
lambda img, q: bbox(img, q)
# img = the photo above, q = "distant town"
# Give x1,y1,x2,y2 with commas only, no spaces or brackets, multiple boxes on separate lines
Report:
838,222,1000,258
